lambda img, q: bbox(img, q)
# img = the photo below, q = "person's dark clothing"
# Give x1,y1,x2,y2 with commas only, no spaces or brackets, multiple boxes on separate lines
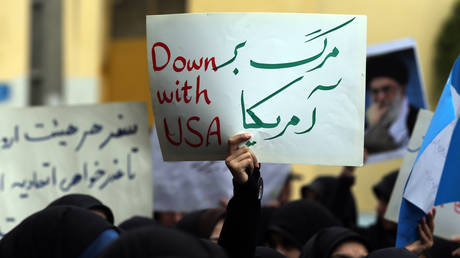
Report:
103,167,262,258
48,193,114,224
177,209,206,235
255,246,286,258
256,206,278,246
118,216,157,232
427,236,460,258
218,167,262,258
177,207,225,239
355,218,396,251
300,226,369,258
0,206,118,258
268,199,341,250
373,171,399,203
302,175,357,228
99,225,228,258
355,170,399,251
407,104,419,137
367,247,418,258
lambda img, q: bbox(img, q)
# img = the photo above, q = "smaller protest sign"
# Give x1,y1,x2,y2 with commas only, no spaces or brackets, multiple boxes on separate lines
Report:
0,102,152,236
385,109,460,239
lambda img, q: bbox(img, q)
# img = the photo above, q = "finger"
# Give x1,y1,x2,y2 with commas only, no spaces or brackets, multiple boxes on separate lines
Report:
247,157,255,173
418,224,427,242
423,220,433,239
453,248,460,256
228,133,251,152
227,157,253,178
236,156,254,174
421,220,432,241
226,147,251,167
227,146,250,160
249,149,259,168
427,211,435,233
235,151,253,163
432,207,436,218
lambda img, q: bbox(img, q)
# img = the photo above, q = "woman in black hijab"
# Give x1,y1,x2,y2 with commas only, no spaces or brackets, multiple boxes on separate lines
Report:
367,247,418,258
267,199,341,258
118,216,157,232
176,207,226,241
48,193,114,224
0,206,119,258
301,174,357,228
98,225,228,258
255,246,286,258
300,226,369,258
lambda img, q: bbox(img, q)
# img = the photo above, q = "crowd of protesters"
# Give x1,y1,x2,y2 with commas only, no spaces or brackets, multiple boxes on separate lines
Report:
1,55,459,257
1,132,459,258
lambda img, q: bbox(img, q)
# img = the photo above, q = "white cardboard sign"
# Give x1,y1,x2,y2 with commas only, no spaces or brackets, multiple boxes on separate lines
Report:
0,102,152,235
147,13,367,165
151,127,291,211
385,109,460,239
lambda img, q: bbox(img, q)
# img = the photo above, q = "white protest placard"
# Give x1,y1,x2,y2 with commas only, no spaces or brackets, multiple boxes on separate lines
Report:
151,127,291,211
431,202,460,239
147,13,367,165
385,109,433,222
385,109,460,239
0,102,152,236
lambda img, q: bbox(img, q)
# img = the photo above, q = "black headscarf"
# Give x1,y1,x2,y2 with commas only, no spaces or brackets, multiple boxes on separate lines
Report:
176,208,225,239
255,246,286,258
176,210,205,235
300,226,369,258
257,206,278,246
98,225,228,258
0,206,118,258
268,200,341,250
301,176,357,228
118,216,157,232
373,170,399,203
367,247,418,258
302,176,338,204
48,193,114,224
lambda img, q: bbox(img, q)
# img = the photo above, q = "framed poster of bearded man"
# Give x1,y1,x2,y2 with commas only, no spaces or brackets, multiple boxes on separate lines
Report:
365,38,428,163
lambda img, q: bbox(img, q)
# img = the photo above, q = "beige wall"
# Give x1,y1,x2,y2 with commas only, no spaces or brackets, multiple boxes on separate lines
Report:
63,0,111,104
188,0,317,13
63,0,110,78
187,0,458,213
0,0,29,106
0,0,29,79
104,38,154,126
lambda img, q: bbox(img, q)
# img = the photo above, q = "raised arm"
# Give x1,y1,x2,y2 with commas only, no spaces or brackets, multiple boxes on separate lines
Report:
218,133,262,258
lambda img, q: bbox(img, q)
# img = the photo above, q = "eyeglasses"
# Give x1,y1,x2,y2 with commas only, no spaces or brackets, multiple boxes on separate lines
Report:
369,84,397,96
